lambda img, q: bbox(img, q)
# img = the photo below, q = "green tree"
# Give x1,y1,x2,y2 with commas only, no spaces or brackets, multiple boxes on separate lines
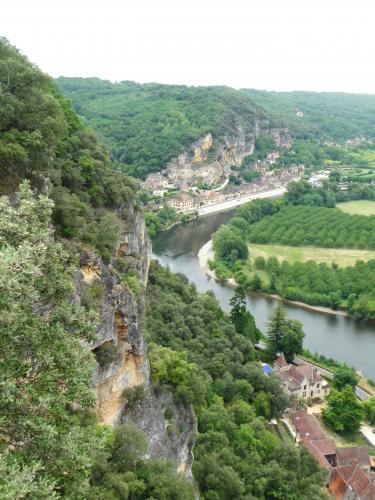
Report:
332,368,358,391
323,386,364,433
229,288,260,343
265,304,304,361
265,303,287,359
363,396,375,425
0,182,102,496
282,320,305,362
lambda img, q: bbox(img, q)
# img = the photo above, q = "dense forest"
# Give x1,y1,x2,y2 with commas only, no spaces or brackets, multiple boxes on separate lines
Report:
243,89,375,142
0,38,198,498
211,184,375,319
57,77,375,180
56,77,268,179
0,38,136,260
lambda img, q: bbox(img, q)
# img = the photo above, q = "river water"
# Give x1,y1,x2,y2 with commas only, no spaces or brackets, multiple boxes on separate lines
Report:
152,211,375,379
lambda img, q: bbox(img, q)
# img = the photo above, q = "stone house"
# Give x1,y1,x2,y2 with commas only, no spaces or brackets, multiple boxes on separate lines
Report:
274,353,330,400
167,193,198,213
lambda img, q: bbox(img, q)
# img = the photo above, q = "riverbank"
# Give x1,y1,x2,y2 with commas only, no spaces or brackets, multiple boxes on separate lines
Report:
198,240,352,319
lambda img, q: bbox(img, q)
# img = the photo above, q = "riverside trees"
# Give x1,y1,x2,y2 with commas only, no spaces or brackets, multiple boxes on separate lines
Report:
210,185,375,320
265,304,305,362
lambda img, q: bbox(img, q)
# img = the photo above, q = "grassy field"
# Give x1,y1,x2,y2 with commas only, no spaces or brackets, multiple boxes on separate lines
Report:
337,200,375,216
249,243,375,267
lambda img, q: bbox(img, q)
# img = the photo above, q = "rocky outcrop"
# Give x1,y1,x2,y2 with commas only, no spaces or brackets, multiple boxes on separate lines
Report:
76,203,197,476
77,208,151,425
163,123,291,188
122,387,197,478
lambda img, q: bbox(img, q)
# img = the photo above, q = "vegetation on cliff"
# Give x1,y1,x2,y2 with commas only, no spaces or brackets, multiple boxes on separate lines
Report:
0,38,136,260
0,183,101,497
0,39,195,499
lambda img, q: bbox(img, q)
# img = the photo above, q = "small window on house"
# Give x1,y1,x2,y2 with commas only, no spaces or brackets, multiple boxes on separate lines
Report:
311,391,313,397
317,384,320,388
304,385,307,390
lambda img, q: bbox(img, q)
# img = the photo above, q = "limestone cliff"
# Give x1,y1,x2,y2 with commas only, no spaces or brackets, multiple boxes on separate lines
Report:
163,123,291,187
76,202,196,476
77,207,150,425
122,387,197,478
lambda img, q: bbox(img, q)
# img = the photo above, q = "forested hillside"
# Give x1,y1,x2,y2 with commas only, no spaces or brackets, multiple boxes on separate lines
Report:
243,89,375,141
57,78,375,181
146,263,327,499
56,77,269,178
0,38,136,258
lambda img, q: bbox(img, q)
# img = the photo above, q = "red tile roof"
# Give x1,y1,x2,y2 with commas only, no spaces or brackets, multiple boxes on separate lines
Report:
275,352,288,369
329,464,375,499
300,438,333,470
290,412,326,441
291,412,336,469
336,446,370,469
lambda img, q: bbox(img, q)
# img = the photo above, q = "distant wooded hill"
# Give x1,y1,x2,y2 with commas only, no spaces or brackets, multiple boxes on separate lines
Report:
57,77,375,179
243,89,375,141
56,77,269,179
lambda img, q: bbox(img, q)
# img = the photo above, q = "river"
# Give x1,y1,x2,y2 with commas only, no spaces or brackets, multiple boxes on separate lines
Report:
152,211,375,380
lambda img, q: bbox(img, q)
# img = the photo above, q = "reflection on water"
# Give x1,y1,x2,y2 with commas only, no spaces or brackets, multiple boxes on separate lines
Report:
153,212,375,379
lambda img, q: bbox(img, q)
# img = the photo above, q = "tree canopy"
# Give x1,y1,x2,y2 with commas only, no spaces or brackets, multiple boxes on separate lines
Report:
323,386,364,433
265,303,305,362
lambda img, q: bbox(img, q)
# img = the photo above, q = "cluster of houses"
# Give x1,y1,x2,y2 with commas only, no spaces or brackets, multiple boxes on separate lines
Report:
290,411,375,499
262,354,375,498
141,156,304,214
143,165,303,214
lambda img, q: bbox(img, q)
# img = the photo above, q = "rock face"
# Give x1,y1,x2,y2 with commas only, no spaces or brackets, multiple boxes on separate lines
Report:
77,207,151,425
76,202,196,476
122,388,197,478
163,123,291,188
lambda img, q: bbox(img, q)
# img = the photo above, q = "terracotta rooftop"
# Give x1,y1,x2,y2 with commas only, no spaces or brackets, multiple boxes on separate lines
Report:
275,352,288,369
291,412,336,469
290,412,326,441
336,446,370,469
300,438,334,470
329,464,375,500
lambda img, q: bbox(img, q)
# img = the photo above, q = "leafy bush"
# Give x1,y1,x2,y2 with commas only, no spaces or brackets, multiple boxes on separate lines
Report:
123,385,146,410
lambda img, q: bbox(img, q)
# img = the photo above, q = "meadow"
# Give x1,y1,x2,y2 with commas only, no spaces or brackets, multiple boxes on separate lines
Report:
249,243,375,267
337,200,375,216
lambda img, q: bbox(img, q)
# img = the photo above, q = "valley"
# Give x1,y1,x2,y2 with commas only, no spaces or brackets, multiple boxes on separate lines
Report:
3,33,375,500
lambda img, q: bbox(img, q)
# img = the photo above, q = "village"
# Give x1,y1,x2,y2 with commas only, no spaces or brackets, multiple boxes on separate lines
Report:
141,150,303,214
261,352,375,499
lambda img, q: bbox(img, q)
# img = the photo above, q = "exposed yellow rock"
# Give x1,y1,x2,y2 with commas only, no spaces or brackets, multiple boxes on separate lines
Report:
192,133,212,163
80,264,101,284
115,310,127,344
116,242,128,257
97,353,146,424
